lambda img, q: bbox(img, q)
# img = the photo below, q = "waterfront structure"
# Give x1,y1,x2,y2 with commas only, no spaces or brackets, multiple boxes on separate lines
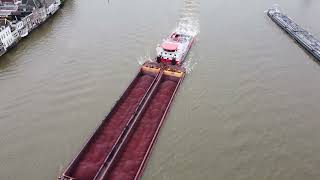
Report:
44,0,60,15
0,0,62,56
0,19,16,53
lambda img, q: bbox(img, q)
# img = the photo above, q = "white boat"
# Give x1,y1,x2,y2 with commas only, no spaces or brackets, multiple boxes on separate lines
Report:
156,31,195,65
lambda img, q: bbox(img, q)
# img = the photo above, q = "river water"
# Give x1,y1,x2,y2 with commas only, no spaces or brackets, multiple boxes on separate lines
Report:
1,0,320,179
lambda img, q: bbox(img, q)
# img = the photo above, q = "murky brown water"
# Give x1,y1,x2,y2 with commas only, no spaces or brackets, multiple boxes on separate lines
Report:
1,0,320,179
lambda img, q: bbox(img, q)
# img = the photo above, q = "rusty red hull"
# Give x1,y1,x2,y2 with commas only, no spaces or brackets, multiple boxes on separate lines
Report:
59,63,185,180
95,69,185,180
59,64,161,180
59,30,193,180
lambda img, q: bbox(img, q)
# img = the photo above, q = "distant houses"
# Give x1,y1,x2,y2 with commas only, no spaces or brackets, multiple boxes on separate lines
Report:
0,19,14,55
0,0,62,56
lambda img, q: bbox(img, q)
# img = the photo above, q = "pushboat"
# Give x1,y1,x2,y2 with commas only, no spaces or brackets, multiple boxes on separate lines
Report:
156,31,195,65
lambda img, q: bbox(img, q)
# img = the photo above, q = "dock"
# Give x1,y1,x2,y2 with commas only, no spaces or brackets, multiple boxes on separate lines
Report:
267,8,320,61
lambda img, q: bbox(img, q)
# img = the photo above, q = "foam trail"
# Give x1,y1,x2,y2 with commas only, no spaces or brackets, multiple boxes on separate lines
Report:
137,55,153,65
137,48,153,65
175,0,200,37
136,0,200,70
264,3,280,13
177,0,200,74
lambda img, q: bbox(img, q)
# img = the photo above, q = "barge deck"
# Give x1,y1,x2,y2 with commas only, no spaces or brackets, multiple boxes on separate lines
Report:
267,8,320,61
59,63,185,180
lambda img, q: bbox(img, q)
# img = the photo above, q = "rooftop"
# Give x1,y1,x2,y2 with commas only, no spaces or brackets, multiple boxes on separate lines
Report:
161,42,178,51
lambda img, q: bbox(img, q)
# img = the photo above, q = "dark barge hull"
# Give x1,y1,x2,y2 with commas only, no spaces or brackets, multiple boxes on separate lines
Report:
267,8,320,61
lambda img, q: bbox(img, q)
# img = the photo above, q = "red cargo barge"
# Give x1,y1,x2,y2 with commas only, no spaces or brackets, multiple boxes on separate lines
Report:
59,31,194,180
59,64,162,180
95,67,185,180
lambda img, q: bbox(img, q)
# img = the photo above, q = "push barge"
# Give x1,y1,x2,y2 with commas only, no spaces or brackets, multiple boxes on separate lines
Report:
59,31,194,180
267,8,320,61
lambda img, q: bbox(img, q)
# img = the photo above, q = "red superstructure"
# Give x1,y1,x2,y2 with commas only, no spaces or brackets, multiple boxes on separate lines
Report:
156,32,195,65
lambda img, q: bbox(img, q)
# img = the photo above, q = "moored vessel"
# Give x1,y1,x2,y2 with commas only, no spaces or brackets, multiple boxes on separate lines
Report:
267,8,320,61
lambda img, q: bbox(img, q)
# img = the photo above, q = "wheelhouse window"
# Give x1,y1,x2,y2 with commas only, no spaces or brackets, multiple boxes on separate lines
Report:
164,49,176,52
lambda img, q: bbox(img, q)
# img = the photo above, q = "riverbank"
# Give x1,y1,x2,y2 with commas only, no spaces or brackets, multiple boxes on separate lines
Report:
0,0,64,56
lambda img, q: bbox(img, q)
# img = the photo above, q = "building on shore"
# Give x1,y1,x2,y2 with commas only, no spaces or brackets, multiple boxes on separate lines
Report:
0,0,61,56
0,19,15,55
0,0,61,34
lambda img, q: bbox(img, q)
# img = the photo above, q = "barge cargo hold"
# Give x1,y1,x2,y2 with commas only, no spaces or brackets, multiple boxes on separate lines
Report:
59,30,195,180
267,8,320,61
59,63,161,180
59,63,186,180
96,67,185,180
